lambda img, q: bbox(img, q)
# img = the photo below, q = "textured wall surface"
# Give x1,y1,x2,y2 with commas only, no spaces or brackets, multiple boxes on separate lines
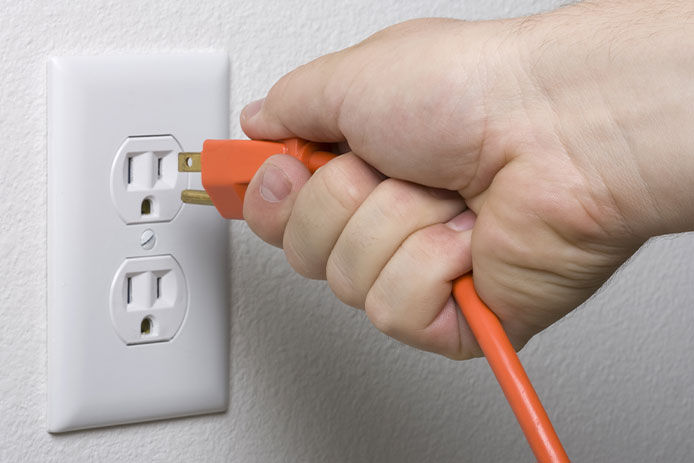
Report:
1,0,693,461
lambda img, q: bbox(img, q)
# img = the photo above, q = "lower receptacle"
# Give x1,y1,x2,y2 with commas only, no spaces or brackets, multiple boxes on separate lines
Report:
110,255,187,345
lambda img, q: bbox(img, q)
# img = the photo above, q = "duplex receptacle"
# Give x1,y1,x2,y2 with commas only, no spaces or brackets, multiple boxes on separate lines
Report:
48,53,229,433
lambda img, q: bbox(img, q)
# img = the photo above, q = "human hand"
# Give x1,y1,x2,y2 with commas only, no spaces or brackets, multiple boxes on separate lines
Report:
240,1,694,359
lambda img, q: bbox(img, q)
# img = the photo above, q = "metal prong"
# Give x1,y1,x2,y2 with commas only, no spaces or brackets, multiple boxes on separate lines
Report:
178,152,202,172
181,189,214,206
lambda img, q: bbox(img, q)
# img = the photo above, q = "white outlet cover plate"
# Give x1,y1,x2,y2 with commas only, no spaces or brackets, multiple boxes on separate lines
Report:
48,53,230,432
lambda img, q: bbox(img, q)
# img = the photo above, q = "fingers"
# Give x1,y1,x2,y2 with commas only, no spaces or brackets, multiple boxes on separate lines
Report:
282,153,383,279
364,211,479,359
325,180,466,308
243,154,312,248
243,147,482,360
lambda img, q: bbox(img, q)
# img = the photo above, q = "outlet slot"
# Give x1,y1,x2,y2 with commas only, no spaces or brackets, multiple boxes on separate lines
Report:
141,317,152,335
141,198,152,215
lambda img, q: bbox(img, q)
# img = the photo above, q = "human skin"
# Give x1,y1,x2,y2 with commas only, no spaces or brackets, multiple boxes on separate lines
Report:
239,0,694,359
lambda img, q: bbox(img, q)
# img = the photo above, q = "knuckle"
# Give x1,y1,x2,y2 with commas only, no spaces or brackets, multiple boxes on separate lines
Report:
262,85,285,120
405,225,472,283
373,179,420,224
445,350,476,361
404,225,457,262
326,257,363,309
282,233,324,280
266,71,292,102
364,292,397,336
401,228,436,260
316,155,373,213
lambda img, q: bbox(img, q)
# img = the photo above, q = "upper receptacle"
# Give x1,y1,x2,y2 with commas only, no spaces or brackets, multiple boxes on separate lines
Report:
110,135,186,224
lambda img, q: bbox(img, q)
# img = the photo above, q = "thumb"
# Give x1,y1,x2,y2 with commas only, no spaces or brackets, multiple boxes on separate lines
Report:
243,154,311,248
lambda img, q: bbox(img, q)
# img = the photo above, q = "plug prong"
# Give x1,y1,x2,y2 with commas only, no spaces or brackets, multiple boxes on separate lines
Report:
181,189,213,205
178,152,202,172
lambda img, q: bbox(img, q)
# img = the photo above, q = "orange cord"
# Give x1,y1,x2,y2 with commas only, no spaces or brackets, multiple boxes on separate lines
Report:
453,274,570,463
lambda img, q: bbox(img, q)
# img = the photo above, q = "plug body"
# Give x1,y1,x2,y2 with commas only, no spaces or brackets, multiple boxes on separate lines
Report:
197,138,334,219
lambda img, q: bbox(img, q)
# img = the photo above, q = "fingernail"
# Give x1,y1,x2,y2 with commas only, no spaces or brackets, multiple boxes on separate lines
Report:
260,164,292,202
446,210,476,231
241,98,264,122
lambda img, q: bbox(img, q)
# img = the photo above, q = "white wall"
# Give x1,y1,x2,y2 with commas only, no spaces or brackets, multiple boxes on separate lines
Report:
2,0,693,461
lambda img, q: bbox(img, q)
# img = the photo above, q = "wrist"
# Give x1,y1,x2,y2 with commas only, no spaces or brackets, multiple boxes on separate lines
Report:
517,1,694,240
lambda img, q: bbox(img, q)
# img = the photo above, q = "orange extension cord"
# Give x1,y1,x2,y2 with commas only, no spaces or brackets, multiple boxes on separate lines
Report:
453,274,569,463
184,137,570,462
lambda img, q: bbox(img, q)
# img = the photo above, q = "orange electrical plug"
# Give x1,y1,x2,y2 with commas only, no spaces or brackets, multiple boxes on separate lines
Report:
179,138,335,219
179,137,569,462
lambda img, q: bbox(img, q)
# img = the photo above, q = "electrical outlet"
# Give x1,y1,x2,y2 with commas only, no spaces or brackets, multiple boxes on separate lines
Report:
110,255,187,345
47,53,230,432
